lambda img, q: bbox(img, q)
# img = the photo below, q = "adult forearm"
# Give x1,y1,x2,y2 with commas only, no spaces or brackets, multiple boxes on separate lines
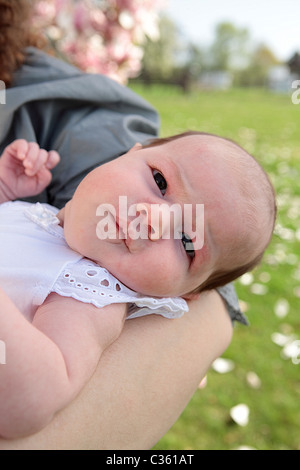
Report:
0,289,233,449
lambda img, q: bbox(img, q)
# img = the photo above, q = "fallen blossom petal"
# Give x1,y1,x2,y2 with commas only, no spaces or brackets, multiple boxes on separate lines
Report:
239,273,254,286
238,299,249,313
250,283,268,295
271,332,294,347
230,404,250,427
212,358,235,374
282,340,300,364
274,299,290,318
246,371,261,389
258,271,271,283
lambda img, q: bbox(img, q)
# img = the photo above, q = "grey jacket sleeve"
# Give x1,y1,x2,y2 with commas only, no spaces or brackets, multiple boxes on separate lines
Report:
217,285,248,325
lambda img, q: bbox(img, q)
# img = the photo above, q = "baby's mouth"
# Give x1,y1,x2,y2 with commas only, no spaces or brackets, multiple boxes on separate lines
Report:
115,218,131,251
116,217,140,252
115,218,127,240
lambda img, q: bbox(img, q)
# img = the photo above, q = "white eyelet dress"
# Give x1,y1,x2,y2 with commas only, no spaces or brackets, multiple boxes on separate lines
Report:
0,202,188,322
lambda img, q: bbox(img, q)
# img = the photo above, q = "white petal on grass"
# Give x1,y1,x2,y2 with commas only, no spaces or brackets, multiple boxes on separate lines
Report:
250,283,268,295
282,340,300,364
274,248,287,263
292,268,300,281
246,371,262,389
271,332,293,347
258,272,271,283
230,404,250,427
274,299,290,318
275,225,295,241
212,358,235,374
272,333,300,364
239,273,254,286
286,253,298,265
293,287,300,298
239,300,249,312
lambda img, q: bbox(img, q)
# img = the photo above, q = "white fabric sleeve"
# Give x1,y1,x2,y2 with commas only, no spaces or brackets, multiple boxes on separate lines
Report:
51,258,189,320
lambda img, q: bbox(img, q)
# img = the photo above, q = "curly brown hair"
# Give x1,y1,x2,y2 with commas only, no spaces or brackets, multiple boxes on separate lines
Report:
0,0,44,87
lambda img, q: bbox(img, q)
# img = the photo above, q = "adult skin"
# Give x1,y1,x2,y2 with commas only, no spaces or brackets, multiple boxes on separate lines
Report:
0,290,232,450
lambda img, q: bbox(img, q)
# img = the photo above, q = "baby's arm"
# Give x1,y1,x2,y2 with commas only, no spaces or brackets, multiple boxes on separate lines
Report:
0,288,126,439
0,140,60,203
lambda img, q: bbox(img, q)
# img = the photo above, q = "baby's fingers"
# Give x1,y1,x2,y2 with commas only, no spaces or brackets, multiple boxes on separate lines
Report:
23,143,48,176
45,150,60,170
6,139,29,161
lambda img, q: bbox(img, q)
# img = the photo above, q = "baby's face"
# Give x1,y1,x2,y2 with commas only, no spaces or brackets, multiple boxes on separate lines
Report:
63,135,251,298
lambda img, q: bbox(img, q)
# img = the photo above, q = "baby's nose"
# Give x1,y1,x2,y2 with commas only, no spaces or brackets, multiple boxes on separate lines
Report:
136,202,175,241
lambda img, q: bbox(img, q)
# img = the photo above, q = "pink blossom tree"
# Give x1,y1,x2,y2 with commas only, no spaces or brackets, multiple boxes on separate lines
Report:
32,0,165,84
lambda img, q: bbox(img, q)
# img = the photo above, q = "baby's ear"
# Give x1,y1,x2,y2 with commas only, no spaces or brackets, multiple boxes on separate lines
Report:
128,143,143,153
182,292,201,301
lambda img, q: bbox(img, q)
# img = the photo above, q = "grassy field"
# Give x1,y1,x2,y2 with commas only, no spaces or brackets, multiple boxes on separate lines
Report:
130,84,300,450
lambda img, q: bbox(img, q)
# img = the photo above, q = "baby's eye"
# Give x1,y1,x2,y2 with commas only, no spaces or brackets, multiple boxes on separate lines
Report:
153,169,167,196
181,233,195,260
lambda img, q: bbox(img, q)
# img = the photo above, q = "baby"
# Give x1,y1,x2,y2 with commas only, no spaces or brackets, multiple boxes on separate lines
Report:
0,132,276,439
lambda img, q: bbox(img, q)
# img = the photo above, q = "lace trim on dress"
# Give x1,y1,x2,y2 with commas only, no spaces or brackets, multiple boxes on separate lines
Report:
51,258,188,320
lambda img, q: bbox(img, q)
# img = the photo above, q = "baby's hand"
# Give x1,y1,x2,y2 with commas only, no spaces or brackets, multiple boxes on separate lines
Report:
0,139,60,202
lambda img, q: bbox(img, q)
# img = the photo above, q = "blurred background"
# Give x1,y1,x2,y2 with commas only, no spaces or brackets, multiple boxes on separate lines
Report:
32,0,300,450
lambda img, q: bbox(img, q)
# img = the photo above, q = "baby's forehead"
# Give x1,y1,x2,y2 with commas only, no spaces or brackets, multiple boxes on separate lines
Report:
168,134,246,162
158,133,262,203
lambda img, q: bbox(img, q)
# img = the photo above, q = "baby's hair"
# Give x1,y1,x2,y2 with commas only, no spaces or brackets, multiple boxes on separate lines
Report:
142,131,277,293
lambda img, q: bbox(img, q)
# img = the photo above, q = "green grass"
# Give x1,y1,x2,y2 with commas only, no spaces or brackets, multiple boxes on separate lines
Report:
130,84,300,450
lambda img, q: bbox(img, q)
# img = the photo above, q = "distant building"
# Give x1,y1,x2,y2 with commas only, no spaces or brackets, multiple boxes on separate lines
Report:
268,52,300,92
267,65,297,92
198,71,233,90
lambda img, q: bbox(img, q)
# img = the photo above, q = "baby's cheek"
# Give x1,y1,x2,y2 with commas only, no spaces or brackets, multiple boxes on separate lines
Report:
139,253,182,296
128,258,176,297
196,243,211,265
